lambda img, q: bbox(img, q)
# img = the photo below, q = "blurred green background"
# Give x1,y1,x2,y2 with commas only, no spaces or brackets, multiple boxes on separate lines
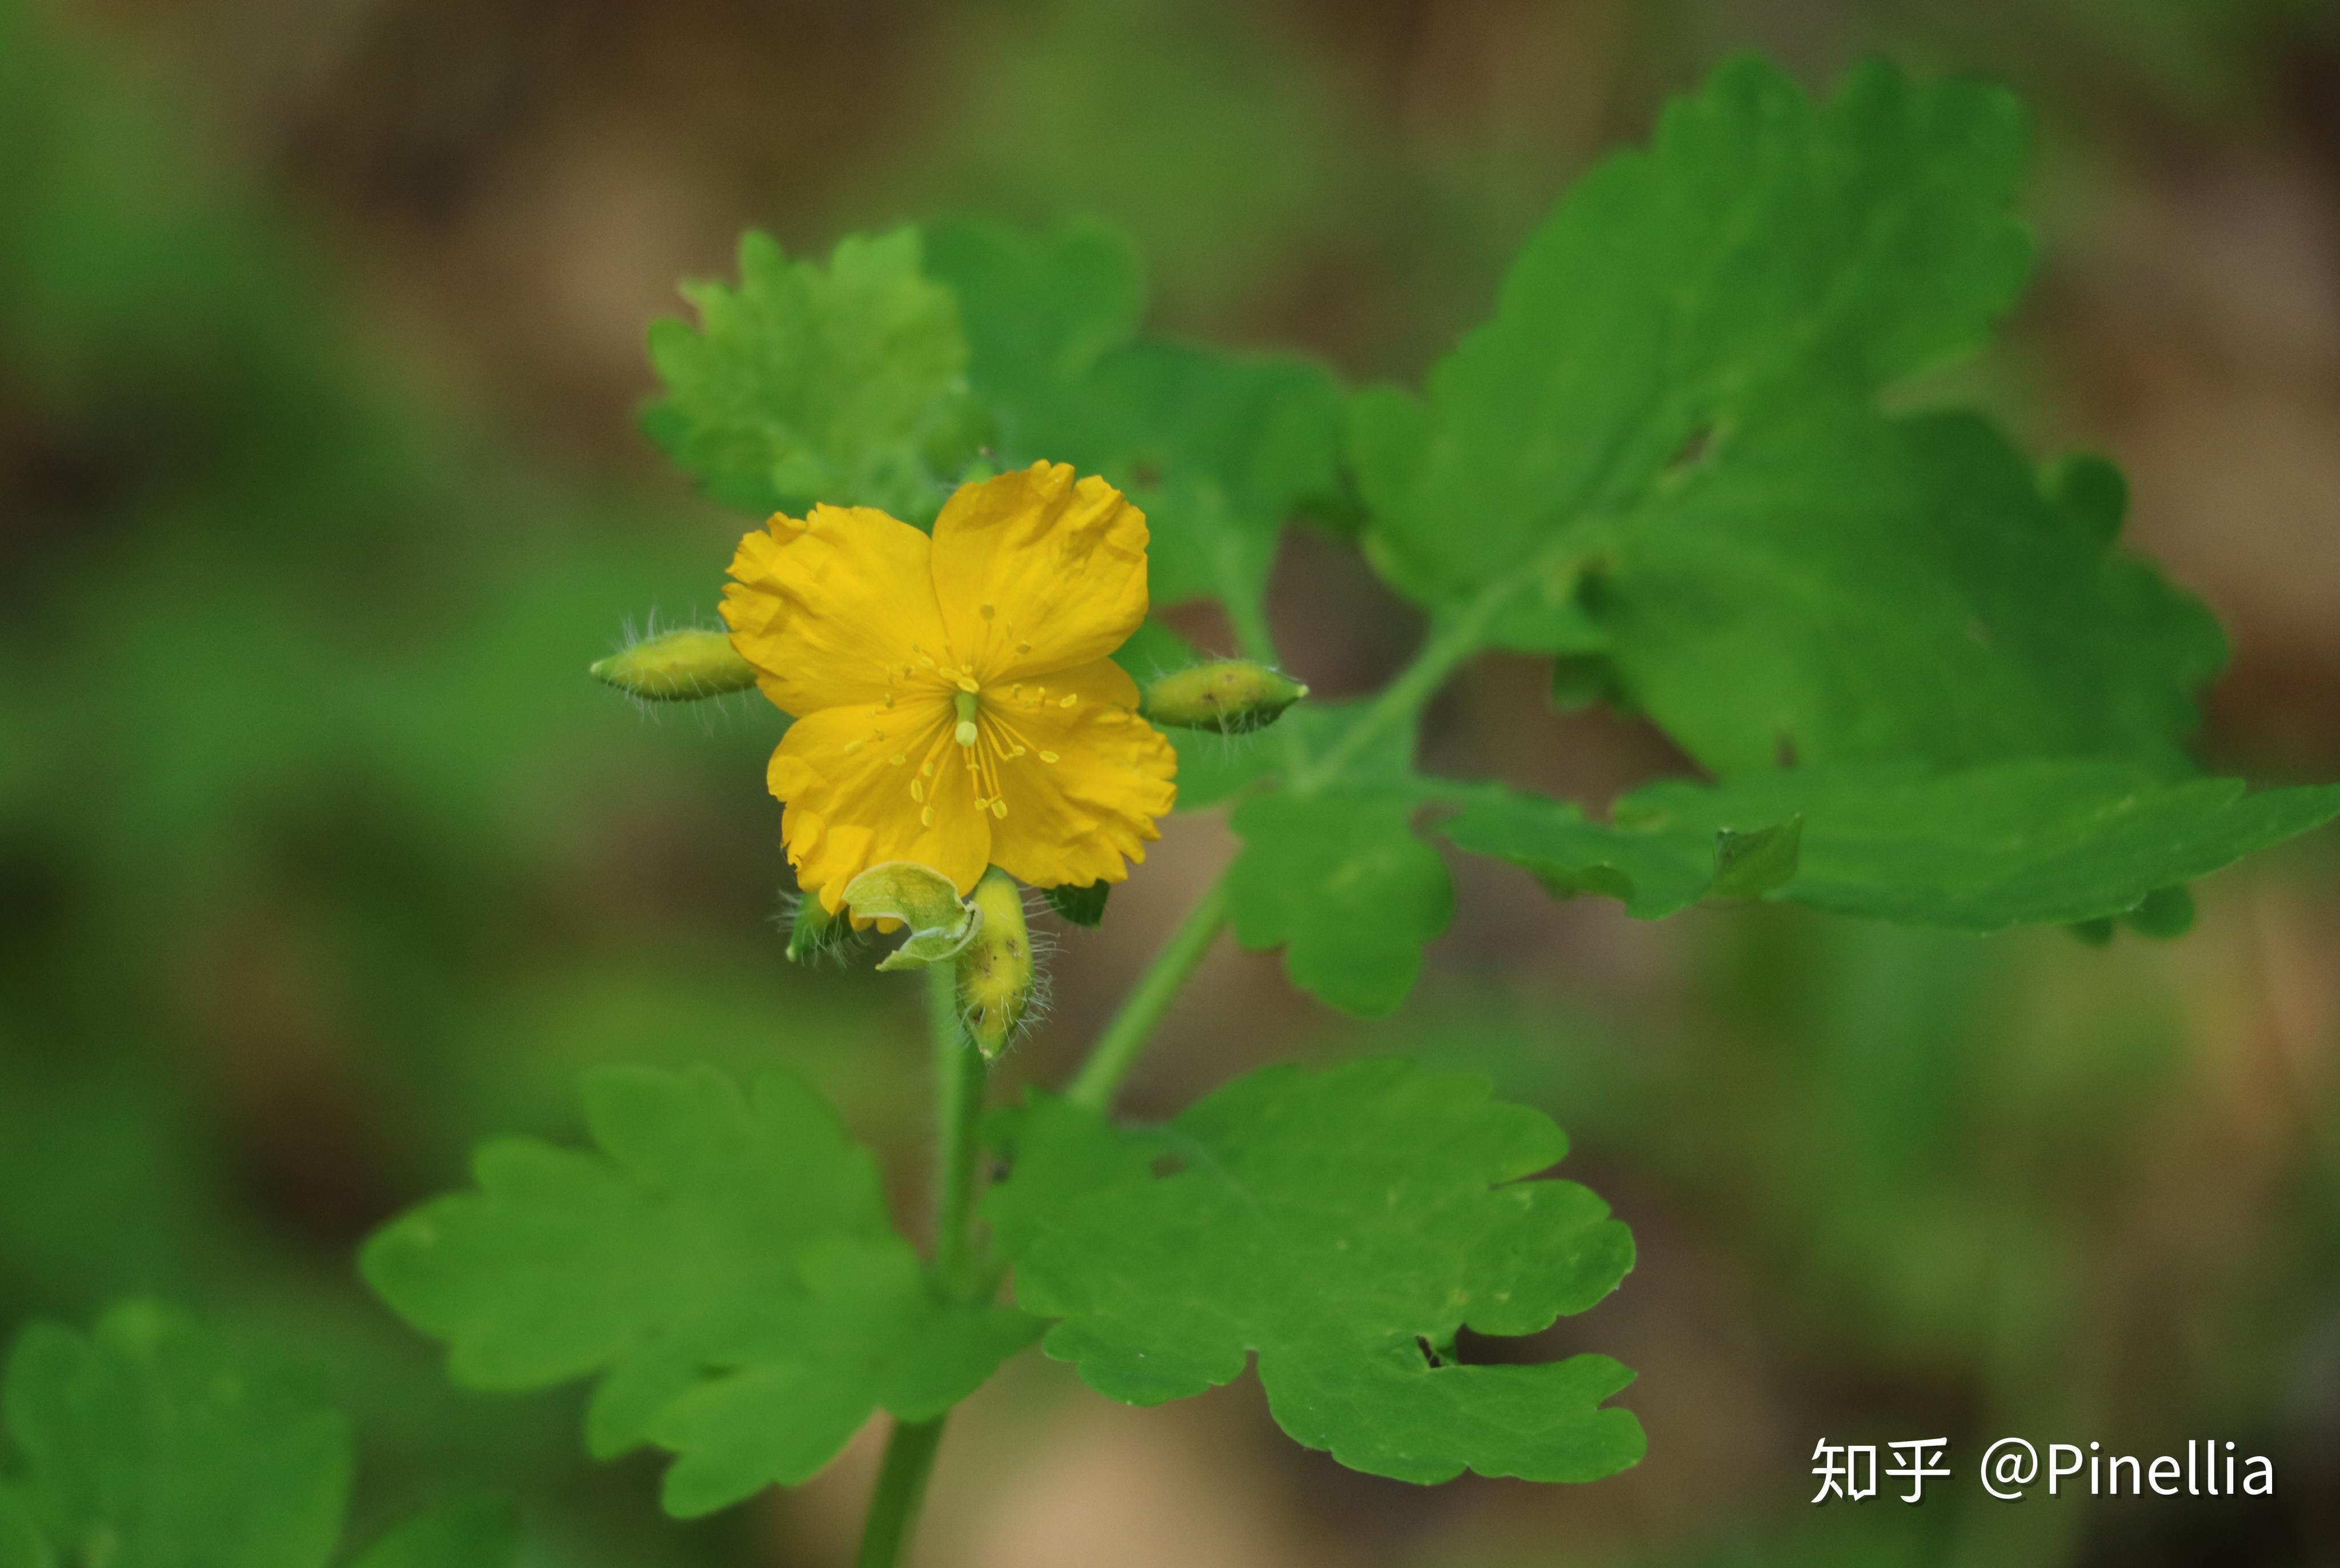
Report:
5,0,2340,1563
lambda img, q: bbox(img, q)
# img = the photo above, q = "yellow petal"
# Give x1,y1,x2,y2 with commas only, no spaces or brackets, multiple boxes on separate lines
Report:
981,659,1177,889
722,504,953,716
768,697,990,911
930,462,1149,684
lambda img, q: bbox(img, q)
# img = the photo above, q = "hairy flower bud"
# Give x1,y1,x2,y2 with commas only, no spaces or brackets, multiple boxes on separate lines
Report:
956,869,1035,1060
590,627,758,701
1140,660,1308,735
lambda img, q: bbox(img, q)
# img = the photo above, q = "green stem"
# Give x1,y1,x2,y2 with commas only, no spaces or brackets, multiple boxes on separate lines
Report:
855,1416,945,1568
1065,876,1232,1112
926,963,988,1290
853,966,988,1568
1291,578,1514,796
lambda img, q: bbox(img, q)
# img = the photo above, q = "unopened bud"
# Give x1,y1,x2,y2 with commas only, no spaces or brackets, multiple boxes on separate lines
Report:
1140,660,1308,735
956,869,1035,1059
590,627,757,701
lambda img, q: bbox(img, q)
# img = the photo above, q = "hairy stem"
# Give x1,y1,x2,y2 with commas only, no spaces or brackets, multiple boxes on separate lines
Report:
1066,875,1232,1112
854,965,989,1568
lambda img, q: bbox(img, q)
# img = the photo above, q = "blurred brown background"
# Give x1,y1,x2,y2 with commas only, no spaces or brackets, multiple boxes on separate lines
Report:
4,1,2340,1565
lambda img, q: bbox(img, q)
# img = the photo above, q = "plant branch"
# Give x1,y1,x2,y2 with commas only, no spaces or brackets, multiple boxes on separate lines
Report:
927,963,988,1291
853,965,989,1568
1291,575,1517,796
1065,875,1232,1112
855,1416,946,1568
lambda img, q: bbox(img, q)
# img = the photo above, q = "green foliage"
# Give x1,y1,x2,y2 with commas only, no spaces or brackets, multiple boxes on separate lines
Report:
360,1066,1037,1518
646,229,983,521
0,1303,517,1568
345,1498,520,1568
1227,791,1453,1016
985,1060,1644,1483
1043,881,1111,928
1441,763,2340,932
927,221,1345,649
1348,57,2223,776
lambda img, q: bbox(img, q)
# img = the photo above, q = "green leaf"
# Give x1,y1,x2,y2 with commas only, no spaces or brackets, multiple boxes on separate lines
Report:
1,1302,352,1568
1351,57,2223,773
345,1497,520,1568
361,1066,1038,1518
1225,789,1453,1017
1043,882,1111,928
924,220,1143,460
0,1491,45,1568
645,228,980,522
984,1060,1644,1484
1084,342,1345,633
1441,762,2340,933
1564,408,2225,775
928,218,1344,643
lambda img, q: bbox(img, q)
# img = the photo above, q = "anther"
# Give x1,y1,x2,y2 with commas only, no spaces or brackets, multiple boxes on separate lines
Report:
889,753,907,767
1040,751,1060,763
980,603,996,620
844,740,864,755
911,781,925,801
921,805,934,827
990,799,1007,819
1059,693,1077,708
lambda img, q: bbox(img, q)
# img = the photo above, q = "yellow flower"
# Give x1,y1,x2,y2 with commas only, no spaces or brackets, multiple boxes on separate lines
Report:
721,460,1179,911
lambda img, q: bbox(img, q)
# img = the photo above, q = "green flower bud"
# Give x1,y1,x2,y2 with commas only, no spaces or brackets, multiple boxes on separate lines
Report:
840,862,981,971
957,869,1035,1060
590,627,758,701
1140,660,1308,735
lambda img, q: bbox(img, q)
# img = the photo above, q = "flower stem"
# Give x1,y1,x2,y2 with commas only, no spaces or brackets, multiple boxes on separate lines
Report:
1066,875,1232,1112
855,1415,946,1568
853,965,989,1568
927,961,988,1290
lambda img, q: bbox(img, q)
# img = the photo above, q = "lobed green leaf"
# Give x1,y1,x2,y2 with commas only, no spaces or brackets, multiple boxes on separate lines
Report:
646,228,982,522
1441,762,2340,932
360,1065,1037,1518
928,219,1345,648
1,1303,350,1568
0,1303,520,1568
984,1059,1644,1484
1351,57,2224,775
